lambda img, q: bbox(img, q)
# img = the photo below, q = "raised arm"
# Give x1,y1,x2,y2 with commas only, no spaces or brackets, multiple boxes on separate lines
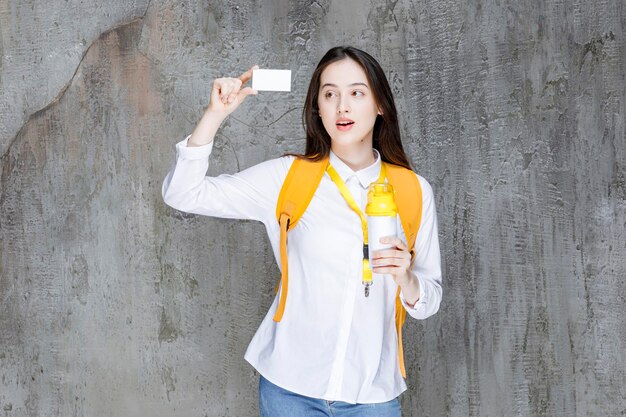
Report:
162,65,291,223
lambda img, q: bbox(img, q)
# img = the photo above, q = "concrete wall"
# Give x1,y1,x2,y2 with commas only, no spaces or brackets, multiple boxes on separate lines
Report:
1,1,624,416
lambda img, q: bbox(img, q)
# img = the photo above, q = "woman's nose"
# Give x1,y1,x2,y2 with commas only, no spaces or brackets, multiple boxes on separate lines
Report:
337,99,351,114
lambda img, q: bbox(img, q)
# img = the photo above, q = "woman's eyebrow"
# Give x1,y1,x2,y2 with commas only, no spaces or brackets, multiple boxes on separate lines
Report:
321,82,370,89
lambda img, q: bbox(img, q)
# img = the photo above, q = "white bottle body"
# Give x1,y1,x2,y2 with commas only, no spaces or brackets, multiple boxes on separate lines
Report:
367,215,397,262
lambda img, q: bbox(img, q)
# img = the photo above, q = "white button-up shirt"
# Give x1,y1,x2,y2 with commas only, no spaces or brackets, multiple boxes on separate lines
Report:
162,136,442,404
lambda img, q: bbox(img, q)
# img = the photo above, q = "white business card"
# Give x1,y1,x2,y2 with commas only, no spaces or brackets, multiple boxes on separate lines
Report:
252,69,291,92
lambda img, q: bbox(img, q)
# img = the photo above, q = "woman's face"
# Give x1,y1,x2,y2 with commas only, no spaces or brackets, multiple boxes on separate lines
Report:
317,58,381,150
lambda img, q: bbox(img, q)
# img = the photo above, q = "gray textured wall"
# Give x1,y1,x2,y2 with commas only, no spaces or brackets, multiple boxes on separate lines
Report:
1,0,625,416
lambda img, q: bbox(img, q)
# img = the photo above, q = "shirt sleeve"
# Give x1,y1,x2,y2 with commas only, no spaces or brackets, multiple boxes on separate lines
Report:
161,135,291,224
400,175,443,319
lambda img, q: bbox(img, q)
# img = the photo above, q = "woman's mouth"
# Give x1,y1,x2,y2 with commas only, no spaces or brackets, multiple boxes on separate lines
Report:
336,119,355,131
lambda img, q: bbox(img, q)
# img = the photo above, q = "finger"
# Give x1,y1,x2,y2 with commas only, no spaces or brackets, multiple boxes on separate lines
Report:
227,79,245,103
236,86,258,103
219,85,231,103
372,266,405,275
222,83,237,103
372,256,409,267
210,81,222,106
380,236,407,250
216,78,233,101
238,64,259,85
372,248,410,260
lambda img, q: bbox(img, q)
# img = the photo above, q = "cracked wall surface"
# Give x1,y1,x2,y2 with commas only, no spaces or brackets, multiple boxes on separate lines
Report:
1,1,625,416
0,0,150,156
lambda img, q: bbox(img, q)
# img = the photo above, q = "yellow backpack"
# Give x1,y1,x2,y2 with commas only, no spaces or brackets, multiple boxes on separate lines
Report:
273,155,423,378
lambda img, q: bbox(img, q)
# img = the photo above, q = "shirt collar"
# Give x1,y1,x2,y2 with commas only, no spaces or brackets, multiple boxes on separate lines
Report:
328,149,382,189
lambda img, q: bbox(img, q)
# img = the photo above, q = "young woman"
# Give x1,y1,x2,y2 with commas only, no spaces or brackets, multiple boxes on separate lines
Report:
162,46,442,417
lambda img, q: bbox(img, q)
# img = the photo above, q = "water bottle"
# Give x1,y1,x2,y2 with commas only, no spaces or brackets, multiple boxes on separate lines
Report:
364,182,398,294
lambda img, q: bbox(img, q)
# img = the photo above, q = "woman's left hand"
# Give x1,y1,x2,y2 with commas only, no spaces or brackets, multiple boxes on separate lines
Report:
371,236,413,286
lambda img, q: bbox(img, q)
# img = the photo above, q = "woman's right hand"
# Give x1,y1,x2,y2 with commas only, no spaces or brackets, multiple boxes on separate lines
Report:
207,65,259,118
188,65,259,147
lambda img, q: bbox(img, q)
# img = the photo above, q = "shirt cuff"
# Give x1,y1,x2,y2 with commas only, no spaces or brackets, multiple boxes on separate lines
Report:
175,134,214,160
400,274,428,311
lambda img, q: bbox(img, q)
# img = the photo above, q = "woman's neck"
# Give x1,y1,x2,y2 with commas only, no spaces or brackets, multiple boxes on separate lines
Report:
331,142,377,171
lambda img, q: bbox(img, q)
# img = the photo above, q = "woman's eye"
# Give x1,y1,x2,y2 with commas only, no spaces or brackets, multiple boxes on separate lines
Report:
324,91,336,98
353,90,364,97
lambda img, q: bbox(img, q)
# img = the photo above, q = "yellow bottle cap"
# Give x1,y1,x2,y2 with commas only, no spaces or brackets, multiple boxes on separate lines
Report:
365,183,397,217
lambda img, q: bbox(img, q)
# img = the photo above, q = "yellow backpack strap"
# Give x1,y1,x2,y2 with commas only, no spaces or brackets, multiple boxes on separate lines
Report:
384,162,422,378
273,156,329,322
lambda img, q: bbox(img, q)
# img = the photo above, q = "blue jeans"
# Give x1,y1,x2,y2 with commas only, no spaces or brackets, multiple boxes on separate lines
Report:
258,375,402,417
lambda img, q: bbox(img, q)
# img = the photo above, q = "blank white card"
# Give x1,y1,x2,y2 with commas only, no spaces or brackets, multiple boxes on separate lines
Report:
252,69,292,92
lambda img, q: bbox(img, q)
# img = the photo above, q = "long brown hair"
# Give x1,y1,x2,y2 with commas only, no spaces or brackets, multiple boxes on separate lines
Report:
296,46,412,170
